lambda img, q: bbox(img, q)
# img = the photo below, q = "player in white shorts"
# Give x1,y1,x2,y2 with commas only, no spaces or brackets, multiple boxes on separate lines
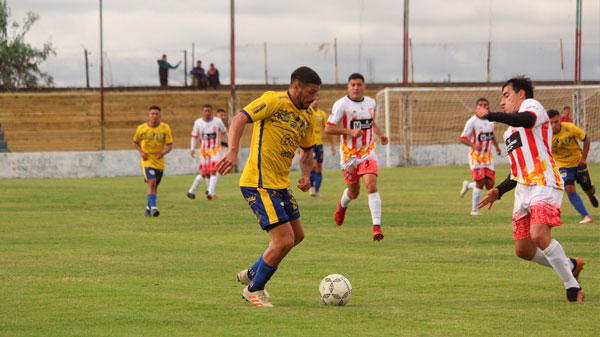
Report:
325,73,389,241
459,98,501,215
187,104,228,200
477,76,584,302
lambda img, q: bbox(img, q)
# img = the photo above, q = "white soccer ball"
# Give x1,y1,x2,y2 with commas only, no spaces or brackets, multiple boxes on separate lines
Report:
319,274,352,306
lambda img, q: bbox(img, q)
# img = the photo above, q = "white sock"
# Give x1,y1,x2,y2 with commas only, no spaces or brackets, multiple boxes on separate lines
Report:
208,174,218,196
531,248,552,267
472,188,482,212
543,239,579,289
340,188,353,208
215,173,222,183
189,174,204,194
367,192,382,226
468,182,476,190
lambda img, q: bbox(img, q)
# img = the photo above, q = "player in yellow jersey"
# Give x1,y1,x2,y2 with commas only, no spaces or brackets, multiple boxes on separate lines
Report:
308,96,335,197
133,106,173,217
218,66,321,307
548,109,597,224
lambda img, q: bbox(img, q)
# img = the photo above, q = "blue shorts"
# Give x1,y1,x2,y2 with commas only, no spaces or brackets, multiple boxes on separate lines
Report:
312,144,324,163
240,187,301,231
143,167,164,185
559,165,594,190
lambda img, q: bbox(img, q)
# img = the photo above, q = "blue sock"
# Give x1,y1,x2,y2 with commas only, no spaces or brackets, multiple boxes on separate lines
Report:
568,192,589,217
248,252,265,280
148,194,157,208
310,171,316,187
248,257,277,291
314,172,323,192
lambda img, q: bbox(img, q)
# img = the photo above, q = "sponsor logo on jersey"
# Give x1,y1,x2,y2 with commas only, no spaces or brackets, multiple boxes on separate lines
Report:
252,103,267,115
351,118,373,130
478,132,494,142
202,132,217,140
505,132,523,153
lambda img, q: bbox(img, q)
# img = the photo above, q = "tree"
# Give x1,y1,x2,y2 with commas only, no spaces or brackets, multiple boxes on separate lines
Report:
0,0,55,90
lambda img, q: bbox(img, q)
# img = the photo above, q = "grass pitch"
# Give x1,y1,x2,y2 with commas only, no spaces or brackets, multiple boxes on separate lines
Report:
0,164,598,336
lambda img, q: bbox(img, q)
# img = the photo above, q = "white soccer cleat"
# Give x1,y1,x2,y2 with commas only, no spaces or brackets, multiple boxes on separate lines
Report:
242,286,273,307
470,210,481,216
460,180,469,198
237,269,252,285
579,216,593,224
309,187,317,196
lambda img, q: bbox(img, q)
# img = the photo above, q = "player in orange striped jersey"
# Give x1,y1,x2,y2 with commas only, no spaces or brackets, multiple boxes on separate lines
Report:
477,76,584,302
325,73,389,241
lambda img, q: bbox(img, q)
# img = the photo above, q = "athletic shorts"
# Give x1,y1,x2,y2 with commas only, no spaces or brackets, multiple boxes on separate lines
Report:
198,154,220,176
312,144,324,164
559,165,594,191
471,167,495,181
240,187,300,231
143,166,164,185
342,157,378,185
512,184,563,241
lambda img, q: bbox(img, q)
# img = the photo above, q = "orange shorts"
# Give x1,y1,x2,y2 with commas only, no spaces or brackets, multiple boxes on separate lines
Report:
512,201,562,240
471,167,495,181
199,157,219,176
342,158,378,185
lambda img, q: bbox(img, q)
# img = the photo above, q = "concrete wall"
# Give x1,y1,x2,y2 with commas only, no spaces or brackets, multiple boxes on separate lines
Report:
1,142,598,179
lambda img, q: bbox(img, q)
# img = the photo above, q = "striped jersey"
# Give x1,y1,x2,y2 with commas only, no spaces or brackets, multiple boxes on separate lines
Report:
503,99,562,189
328,95,377,164
460,115,495,170
190,117,227,157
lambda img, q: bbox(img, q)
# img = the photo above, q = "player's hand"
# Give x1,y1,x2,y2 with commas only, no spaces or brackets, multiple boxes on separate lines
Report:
349,129,362,138
472,143,482,151
217,150,237,176
475,106,489,119
330,146,336,156
190,149,195,158
496,147,501,155
478,188,500,210
380,135,389,145
578,158,586,167
297,176,310,192
157,152,164,160
141,152,148,161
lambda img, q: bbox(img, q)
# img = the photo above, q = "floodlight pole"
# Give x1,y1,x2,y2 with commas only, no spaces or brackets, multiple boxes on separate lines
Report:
574,0,582,84
99,0,105,150
230,0,236,115
402,0,409,86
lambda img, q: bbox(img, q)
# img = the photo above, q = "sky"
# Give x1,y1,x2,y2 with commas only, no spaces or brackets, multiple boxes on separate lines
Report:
7,0,600,87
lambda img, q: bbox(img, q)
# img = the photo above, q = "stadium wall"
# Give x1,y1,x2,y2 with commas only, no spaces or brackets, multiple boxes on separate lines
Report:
1,142,599,179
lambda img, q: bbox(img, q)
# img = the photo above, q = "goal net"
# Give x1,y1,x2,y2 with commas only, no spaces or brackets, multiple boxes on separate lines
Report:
375,85,600,167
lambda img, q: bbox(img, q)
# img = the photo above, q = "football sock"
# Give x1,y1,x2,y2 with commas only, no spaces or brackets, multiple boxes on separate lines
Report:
205,177,210,190
215,173,222,184
367,192,382,225
248,247,269,280
248,257,277,292
340,188,353,208
208,174,218,196
189,174,204,194
314,172,323,192
147,194,157,207
567,191,589,217
531,248,552,267
310,171,316,187
542,239,580,289
472,187,482,212
468,182,476,190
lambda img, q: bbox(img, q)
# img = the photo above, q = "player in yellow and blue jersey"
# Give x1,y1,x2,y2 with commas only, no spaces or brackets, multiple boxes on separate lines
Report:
218,66,321,307
548,109,598,224
133,106,173,217
308,96,335,197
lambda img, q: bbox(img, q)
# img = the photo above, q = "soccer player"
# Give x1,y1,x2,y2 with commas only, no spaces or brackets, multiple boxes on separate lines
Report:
548,109,598,223
308,95,335,197
218,66,321,307
325,73,389,241
187,104,228,200
133,106,173,217
477,76,585,302
459,98,502,215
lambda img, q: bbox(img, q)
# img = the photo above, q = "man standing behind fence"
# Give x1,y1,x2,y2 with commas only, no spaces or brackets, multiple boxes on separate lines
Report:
157,54,181,87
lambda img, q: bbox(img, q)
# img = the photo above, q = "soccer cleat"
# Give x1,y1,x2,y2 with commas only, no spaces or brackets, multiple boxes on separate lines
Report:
373,226,384,241
206,194,213,200
145,206,151,217
151,207,160,217
588,194,598,208
186,192,195,199
242,286,273,307
237,269,252,285
460,180,469,198
309,187,316,196
579,215,593,224
571,257,585,282
566,287,585,302
470,210,481,216
334,201,347,226
313,191,322,197
205,189,209,195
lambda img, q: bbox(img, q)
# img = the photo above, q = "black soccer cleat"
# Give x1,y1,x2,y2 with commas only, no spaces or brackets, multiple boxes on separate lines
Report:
566,287,584,302
186,192,196,199
589,194,598,208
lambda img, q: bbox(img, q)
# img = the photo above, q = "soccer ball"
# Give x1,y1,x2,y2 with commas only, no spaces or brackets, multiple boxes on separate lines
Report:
319,274,352,306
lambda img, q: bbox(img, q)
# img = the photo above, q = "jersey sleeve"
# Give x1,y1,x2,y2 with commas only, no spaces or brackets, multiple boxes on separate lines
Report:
460,118,473,139
568,123,587,141
327,99,344,126
164,124,173,144
241,91,277,123
299,115,316,149
218,119,228,134
133,125,142,143
191,120,200,137
319,110,328,128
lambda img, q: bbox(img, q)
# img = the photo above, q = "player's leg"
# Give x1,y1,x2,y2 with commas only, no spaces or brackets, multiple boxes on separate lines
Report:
313,145,324,196
144,167,160,217
561,167,591,223
362,173,384,241
576,164,598,209
187,173,204,199
335,164,360,226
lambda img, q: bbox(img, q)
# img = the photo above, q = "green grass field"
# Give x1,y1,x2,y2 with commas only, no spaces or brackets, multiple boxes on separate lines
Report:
1,164,598,337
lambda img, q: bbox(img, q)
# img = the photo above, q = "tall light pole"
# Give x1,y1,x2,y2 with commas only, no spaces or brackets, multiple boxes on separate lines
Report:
402,0,409,86
230,0,236,115
99,0,105,150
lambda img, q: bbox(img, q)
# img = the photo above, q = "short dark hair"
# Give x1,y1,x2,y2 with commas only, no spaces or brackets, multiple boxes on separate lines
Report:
547,109,560,118
563,106,571,110
348,73,365,83
290,66,322,86
476,98,489,105
203,104,213,109
149,105,161,111
502,75,534,99
217,108,225,113
162,54,166,58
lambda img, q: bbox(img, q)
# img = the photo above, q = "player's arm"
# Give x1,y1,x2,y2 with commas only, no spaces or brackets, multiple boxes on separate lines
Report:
580,135,590,166
190,136,198,157
297,146,313,192
133,141,148,161
217,112,248,175
372,121,389,145
326,133,336,155
476,108,536,128
491,132,501,155
157,143,173,159
325,123,362,138
460,136,481,151
477,174,517,210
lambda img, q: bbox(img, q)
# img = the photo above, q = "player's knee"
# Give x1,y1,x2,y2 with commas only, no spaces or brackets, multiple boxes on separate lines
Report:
294,232,305,246
514,247,534,261
347,189,359,199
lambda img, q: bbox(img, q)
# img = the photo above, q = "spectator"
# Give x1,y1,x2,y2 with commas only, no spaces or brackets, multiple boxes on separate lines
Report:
207,63,220,89
190,60,208,90
560,106,573,123
157,54,181,87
